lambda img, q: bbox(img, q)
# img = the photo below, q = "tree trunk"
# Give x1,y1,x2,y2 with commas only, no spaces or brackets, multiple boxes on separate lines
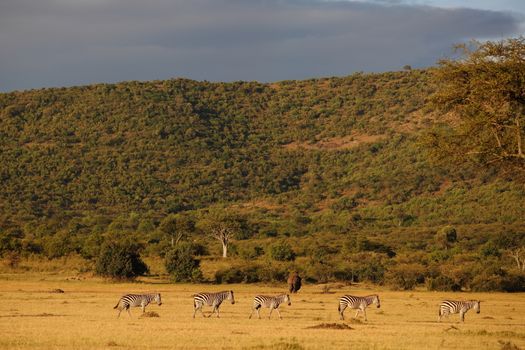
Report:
222,242,228,258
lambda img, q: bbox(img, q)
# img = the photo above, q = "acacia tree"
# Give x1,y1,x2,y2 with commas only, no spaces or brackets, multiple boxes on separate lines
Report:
159,213,194,248
428,37,525,168
508,247,525,272
197,209,244,258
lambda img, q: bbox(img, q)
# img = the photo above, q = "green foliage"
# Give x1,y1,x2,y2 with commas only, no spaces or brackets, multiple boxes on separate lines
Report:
429,37,525,168
0,63,524,291
270,241,296,261
95,240,148,280
435,226,457,249
385,263,426,290
164,243,202,282
426,275,461,291
214,262,286,283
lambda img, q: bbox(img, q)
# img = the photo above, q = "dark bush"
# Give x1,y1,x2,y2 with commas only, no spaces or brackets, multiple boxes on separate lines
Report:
385,264,425,290
214,263,287,283
239,245,265,260
355,260,385,284
164,243,202,282
270,241,296,261
435,226,457,248
501,273,525,292
95,240,148,280
426,275,461,291
215,264,261,283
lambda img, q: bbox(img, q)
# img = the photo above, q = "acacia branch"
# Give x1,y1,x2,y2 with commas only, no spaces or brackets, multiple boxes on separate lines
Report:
516,117,523,157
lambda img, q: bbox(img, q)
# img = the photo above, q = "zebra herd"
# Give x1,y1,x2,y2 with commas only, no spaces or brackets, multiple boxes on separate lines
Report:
113,291,481,323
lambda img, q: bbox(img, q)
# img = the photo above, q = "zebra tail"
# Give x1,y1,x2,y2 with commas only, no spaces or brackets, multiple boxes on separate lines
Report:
338,304,341,312
113,301,119,309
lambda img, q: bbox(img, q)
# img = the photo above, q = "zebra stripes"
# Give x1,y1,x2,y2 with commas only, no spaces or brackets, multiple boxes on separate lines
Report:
249,294,291,319
338,294,380,321
113,293,162,318
193,290,235,318
438,300,480,323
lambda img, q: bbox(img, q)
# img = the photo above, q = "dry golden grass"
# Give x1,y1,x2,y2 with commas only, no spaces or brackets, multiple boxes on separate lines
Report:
0,274,524,350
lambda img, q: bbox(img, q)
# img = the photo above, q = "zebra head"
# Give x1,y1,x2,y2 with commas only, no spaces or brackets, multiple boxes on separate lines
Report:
284,294,291,306
474,300,480,314
373,295,380,308
228,290,235,304
155,293,162,306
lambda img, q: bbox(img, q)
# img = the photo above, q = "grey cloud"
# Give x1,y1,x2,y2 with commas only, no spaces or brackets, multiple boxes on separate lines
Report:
0,0,521,91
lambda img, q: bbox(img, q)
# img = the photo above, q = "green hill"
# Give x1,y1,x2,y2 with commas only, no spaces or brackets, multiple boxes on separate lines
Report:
1,70,524,290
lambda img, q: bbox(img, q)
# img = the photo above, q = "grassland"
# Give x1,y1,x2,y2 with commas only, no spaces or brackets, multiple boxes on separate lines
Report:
0,273,523,350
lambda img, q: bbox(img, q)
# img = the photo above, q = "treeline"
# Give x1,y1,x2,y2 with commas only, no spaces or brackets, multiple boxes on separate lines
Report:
0,69,524,291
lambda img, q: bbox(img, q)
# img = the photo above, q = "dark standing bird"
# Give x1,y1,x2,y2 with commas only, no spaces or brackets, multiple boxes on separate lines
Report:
287,272,302,293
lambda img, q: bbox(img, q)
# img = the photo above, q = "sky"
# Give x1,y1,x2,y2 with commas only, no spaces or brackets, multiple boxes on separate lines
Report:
0,0,523,92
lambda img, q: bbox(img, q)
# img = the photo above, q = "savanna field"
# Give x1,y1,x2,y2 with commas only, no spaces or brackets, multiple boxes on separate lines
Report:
1,271,524,350
2,39,525,349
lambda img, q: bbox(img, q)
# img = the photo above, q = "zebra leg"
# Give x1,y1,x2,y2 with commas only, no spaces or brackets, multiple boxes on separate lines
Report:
460,311,465,323
127,307,132,318
193,303,199,319
339,305,346,320
363,308,368,321
268,308,273,320
257,308,261,319
117,308,122,319
276,308,283,320
354,309,360,319
249,308,254,319
208,306,216,318
216,307,221,318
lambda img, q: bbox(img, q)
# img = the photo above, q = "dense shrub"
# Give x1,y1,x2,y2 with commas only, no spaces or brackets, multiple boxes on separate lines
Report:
501,273,525,292
95,240,148,280
270,241,296,261
435,226,457,248
164,243,202,282
426,275,461,291
385,263,426,290
214,263,287,283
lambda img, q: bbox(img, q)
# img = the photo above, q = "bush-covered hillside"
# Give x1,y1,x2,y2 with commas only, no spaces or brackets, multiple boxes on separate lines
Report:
1,70,524,290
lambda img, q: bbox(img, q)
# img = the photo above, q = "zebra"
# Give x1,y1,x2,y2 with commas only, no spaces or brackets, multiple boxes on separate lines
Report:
438,300,480,323
249,294,291,320
113,293,162,318
192,290,235,318
338,294,380,321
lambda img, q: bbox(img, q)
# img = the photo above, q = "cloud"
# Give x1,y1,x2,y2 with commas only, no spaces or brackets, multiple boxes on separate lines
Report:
0,0,521,91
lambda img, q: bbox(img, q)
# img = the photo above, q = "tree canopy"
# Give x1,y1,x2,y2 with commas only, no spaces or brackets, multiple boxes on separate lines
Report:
429,37,525,169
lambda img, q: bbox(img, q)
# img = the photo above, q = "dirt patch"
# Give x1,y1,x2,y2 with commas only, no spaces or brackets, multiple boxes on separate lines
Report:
50,289,65,293
139,311,159,318
306,323,353,330
284,133,385,151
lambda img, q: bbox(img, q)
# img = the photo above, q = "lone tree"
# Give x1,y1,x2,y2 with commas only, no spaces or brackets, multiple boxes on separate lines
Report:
159,213,194,247
428,37,525,169
197,209,244,258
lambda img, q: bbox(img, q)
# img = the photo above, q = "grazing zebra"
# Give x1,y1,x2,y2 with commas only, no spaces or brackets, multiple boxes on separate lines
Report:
249,294,291,320
192,290,235,318
438,300,480,323
113,293,162,318
338,294,380,321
